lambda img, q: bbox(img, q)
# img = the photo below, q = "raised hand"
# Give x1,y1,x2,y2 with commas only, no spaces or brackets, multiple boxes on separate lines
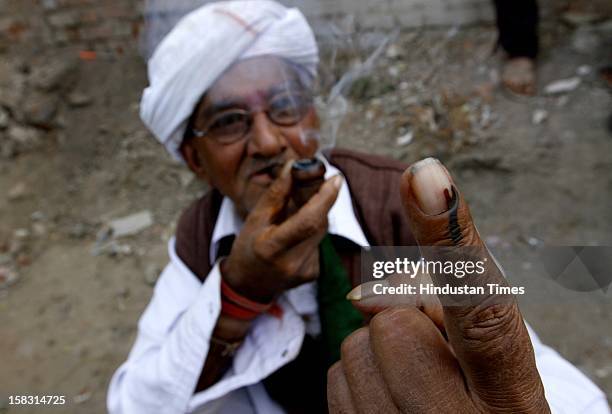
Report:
328,158,549,414
223,160,342,302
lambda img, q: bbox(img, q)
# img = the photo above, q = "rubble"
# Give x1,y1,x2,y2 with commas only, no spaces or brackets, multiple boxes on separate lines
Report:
561,11,605,26
13,228,30,239
178,170,195,188
0,107,9,129
30,55,78,92
576,65,593,76
571,28,602,55
395,130,414,146
476,104,493,130
32,222,47,237
73,388,92,404
387,65,400,78
520,235,543,247
30,211,46,221
0,138,18,159
532,109,549,125
472,81,495,103
144,264,161,286
22,91,59,128
16,254,31,267
594,365,612,379
483,236,500,250
91,240,133,257
556,95,570,107
5,230,30,262
544,77,581,95
449,153,511,173
77,50,97,61
0,253,11,266
67,223,88,239
0,137,18,159
7,182,29,201
0,60,27,110
7,125,42,151
0,266,19,290
108,210,154,238
595,18,612,33
385,43,403,59
410,104,438,132
67,91,93,108
40,0,58,10
91,211,154,256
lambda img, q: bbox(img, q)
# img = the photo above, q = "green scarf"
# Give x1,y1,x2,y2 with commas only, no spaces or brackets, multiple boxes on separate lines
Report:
317,234,365,366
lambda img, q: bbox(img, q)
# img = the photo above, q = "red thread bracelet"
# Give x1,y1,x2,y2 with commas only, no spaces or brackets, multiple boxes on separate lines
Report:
221,278,273,313
220,278,283,320
221,299,261,320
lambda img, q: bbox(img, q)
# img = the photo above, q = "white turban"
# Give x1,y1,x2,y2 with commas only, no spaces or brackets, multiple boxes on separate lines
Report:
140,0,319,161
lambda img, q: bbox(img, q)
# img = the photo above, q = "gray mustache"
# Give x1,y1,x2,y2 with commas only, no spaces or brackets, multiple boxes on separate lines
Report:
247,157,286,177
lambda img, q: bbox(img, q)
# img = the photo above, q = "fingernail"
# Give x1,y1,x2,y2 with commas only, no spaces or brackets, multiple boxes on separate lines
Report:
346,285,361,301
410,158,453,215
281,159,294,178
346,281,386,301
332,174,343,190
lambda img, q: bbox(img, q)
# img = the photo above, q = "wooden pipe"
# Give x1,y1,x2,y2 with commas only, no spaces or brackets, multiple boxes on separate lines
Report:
291,158,326,208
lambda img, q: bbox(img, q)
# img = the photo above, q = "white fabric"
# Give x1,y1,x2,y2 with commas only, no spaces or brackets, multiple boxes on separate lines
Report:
107,166,610,413
526,325,611,414
140,0,319,161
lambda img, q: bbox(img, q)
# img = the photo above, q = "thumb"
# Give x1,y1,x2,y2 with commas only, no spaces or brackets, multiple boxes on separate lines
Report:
400,158,549,412
399,157,481,248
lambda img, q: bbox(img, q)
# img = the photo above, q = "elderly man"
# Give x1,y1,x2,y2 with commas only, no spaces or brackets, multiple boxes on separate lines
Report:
107,1,609,413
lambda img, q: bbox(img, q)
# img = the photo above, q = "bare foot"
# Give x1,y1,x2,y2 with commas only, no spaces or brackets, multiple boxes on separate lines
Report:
502,57,536,96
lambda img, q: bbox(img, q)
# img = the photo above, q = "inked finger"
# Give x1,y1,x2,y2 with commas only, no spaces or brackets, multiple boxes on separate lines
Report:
400,158,481,247
399,158,549,412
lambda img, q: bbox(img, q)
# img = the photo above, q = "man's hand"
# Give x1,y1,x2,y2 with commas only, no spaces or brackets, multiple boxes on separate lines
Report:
328,158,550,413
223,160,342,302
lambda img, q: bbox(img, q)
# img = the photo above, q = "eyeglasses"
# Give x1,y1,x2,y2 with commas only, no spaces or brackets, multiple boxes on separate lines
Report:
192,91,314,145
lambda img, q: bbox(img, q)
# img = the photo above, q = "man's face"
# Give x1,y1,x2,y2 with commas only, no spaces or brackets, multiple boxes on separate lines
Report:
182,56,320,217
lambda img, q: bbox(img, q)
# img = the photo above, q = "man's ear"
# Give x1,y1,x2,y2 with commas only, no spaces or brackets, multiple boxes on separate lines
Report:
180,141,208,182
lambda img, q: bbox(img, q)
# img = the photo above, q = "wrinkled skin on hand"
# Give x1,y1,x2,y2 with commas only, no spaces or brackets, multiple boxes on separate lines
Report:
223,160,342,302
327,159,550,414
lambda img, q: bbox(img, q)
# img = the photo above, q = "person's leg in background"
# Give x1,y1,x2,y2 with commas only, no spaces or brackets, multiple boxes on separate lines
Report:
493,0,539,95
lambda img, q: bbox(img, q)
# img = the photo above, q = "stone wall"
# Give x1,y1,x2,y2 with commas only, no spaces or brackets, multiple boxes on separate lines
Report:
0,0,606,57
0,0,494,57
0,0,143,55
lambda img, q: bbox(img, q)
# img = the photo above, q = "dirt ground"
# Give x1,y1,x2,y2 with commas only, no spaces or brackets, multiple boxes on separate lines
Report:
1,8,612,414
